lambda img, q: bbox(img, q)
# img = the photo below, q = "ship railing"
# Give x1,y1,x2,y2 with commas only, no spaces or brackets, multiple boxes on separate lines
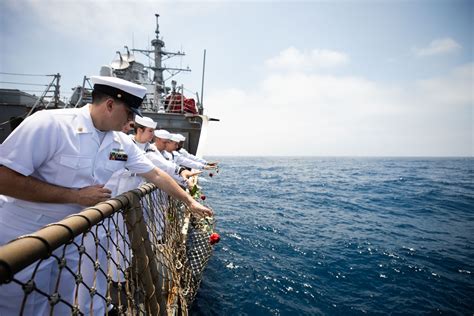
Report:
0,73,63,130
26,73,62,115
69,76,93,108
0,183,214,315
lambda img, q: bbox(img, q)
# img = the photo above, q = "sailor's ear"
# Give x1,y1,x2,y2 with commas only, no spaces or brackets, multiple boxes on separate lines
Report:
105,98,114,112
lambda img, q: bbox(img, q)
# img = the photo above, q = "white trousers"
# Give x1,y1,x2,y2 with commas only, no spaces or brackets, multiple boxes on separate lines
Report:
0,202,107,315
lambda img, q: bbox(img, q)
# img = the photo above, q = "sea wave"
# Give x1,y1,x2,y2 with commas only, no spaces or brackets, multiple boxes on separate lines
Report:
191,157,474,315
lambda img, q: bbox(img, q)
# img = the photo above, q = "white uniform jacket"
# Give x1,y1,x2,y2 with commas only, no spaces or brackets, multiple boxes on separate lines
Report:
178,148,207,164
172,151,206,170
146,145,187,187
105,136,151,197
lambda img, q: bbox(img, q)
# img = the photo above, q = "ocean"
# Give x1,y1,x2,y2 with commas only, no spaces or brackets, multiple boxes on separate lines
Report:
189,157,473,315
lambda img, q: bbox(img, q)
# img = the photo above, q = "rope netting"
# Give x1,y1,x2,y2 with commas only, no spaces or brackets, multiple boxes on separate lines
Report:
0,183,215,315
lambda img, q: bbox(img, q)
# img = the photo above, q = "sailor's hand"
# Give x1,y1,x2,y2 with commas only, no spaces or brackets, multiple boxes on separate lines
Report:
76,184,112,206
207,162,218,167
186,178,195,190
203,165,216,170
188,199,213,218
181,169,202,179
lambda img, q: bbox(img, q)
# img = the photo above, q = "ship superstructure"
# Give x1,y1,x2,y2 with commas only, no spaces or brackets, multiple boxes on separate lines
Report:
89,14,216,156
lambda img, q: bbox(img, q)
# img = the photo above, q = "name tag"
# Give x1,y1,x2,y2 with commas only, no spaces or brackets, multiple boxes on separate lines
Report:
109,148,128,161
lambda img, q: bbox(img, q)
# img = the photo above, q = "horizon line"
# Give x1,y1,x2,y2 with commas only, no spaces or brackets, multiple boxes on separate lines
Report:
203,155,474,158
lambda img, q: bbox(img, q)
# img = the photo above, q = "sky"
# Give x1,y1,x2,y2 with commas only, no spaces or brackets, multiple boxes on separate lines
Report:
0,0,472,156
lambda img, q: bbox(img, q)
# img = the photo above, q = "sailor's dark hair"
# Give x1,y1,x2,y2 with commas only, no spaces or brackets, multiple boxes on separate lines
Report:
134,123,146,133
91,90,112,104
92,84,144,109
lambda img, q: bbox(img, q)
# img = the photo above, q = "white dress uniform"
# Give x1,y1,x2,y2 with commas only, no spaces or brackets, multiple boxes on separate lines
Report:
106,137,150,196
178,148,207,165
0,104,156,315
172,150,206,170
162,150,173,161
146,144,187,187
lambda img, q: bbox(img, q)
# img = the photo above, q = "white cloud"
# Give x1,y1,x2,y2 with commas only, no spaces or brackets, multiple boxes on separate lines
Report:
413,37,461,57
265,47,349,70
205,62,473,156
414,63,474,106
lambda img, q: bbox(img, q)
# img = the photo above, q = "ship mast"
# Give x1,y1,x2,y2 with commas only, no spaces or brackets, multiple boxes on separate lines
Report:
149,14,190,112
151,14,165,111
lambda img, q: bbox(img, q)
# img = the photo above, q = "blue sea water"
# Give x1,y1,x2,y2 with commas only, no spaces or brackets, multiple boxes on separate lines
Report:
190,157,473,315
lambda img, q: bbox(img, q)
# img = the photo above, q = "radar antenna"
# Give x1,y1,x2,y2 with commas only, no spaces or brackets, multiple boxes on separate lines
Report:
123,46,135,63
110,51,130,70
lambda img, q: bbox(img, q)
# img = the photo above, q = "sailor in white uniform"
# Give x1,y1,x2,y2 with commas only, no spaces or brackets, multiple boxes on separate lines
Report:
0,76,211,315
165,134,215,170
175,134,218,167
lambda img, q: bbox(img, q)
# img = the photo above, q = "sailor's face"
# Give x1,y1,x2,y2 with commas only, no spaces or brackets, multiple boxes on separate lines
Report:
142,127,155,142
112,100,134,130
164,140,176,152
154,137,167,150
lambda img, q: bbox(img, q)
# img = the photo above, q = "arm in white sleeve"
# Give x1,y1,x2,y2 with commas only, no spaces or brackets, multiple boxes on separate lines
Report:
179,148,208,164
174,152,206,170
146,150,188,186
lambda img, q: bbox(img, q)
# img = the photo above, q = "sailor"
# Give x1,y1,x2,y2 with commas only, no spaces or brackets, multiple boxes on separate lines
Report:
174,133,219,168
0,75,212,315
